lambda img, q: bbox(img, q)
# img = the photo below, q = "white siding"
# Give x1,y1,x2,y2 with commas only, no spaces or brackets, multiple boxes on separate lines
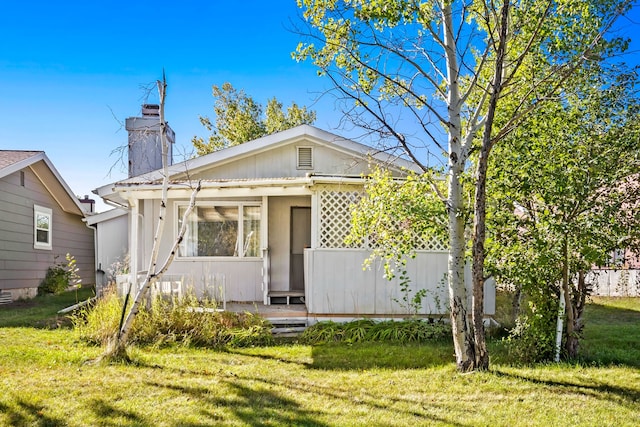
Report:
191,140,377,181
305,249,496,316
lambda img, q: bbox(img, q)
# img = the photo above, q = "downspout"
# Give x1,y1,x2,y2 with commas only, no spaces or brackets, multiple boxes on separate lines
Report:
83,218,100,295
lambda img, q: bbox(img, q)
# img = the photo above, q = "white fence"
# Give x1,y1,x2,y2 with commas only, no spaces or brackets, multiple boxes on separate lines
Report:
588,269,640,297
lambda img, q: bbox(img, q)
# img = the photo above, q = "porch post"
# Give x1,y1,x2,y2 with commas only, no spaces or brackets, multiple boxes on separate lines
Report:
310,190,318,249
129,198,139,293
261,196,269,305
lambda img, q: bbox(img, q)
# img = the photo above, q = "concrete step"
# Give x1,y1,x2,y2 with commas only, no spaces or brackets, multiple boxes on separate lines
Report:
269,317,308,336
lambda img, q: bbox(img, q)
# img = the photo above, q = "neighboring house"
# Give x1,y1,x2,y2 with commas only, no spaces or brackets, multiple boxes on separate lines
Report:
0,150,95,302
94,108,495,321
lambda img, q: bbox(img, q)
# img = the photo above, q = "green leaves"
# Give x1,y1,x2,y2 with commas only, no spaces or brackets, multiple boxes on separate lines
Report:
192,82,316,155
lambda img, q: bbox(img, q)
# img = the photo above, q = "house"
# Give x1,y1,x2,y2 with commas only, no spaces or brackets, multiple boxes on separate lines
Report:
0,150,95,302
84,208,128,293
94,107,495,322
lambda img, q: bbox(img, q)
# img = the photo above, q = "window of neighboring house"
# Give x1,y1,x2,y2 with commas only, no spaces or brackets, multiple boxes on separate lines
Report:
177,203,261,258
34,205,52,250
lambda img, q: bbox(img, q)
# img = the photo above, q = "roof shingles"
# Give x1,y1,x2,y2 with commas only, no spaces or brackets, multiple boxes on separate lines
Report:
0,150,42,170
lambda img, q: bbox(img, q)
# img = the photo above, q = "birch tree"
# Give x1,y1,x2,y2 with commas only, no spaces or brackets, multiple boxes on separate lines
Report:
295,0,632,371
104,76,201,361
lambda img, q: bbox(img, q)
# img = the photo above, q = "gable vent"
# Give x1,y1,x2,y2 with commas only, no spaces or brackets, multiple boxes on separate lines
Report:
297,146,313,169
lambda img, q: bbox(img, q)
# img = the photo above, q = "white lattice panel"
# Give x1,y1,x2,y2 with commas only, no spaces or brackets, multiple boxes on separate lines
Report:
317,185,447,251
318,186,363,248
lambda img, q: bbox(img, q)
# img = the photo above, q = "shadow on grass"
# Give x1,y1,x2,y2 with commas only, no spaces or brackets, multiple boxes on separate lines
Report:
308,341,454,370
492,369,640,408
146,374,466,427
89,398,149,425
147,380,330,427
0,399,67,427
226,340,454,370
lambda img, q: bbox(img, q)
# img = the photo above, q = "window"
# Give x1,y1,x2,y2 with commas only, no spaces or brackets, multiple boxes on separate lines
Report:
34,205,52,250
297,146,313,169
178,203,261,258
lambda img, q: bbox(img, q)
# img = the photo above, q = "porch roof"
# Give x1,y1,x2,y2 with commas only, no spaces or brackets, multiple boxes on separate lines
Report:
96,174,368,205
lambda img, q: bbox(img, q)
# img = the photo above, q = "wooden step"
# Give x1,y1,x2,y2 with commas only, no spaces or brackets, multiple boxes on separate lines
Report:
268,290,305,305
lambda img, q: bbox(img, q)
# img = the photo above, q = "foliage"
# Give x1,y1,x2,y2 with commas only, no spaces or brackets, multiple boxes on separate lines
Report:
38,253,81,295
295,0,634,371
487,63,640,360
346,167,448,314
347,168,448,275
72,288,273,348
503,295,559,363
192,82,316,155
299,318,451,344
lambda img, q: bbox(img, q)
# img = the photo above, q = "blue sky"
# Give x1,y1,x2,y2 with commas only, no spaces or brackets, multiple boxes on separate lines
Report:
1,1,639,212
0,1,339,211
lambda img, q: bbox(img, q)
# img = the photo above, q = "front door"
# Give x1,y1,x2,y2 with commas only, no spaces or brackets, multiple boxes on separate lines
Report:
290,207,311,291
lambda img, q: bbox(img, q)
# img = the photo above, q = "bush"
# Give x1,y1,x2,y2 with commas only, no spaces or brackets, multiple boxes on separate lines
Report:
300,318,451,345
503,296,558,363
38,253,81,295
71,288,274,348
39,265,70,295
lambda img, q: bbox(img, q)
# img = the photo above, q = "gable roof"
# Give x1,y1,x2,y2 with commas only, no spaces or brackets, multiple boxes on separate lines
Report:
0,150,85,216
95,125,421,203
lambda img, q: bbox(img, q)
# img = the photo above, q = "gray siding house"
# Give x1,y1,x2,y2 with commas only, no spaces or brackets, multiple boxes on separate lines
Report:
94,111,495,322
0,151,95,301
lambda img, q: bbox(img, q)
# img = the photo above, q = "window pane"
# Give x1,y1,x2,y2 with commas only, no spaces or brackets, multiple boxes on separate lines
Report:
178,206,198,257
36,213,49,230
243,206,261,257
36,229,49,244
198,206,238,256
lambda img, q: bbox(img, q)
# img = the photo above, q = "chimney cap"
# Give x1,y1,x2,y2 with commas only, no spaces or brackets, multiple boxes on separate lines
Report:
142,104,160,116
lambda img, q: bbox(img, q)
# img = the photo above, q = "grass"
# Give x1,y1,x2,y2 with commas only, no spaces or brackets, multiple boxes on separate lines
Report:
0,294,638,426
0,287,95,328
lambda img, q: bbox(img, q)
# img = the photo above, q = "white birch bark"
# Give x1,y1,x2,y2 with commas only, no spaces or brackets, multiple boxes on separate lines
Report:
441,1,474,371
107,77,200,358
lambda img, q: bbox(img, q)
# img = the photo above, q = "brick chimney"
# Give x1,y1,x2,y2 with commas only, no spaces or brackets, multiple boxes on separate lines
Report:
126,104,175,178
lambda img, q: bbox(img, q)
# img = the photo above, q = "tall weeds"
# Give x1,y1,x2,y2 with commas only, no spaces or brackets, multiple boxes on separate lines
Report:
71,288,273,348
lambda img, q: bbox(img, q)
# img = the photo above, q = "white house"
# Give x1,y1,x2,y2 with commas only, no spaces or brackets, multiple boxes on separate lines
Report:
94,107,495,321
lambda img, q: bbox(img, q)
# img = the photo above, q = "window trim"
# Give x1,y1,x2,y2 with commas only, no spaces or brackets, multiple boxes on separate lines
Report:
34,205,52,250
175,201,262,259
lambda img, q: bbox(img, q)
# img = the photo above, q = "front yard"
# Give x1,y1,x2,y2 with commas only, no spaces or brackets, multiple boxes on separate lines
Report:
0,293,638,426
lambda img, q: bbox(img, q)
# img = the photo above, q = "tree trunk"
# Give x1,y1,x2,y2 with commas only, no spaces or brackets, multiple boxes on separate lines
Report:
448,169,474,371
565,270,586,358
469,0,511,371
102,77,201,361
441,1,476,371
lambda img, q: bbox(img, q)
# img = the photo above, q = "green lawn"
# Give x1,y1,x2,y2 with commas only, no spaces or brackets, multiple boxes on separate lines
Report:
0,294,638,426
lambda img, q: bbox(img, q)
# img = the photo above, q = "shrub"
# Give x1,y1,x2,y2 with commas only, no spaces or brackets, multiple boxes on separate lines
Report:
71,288,273,348
503,295,558,363
38,253,81,295
300,318,451,345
